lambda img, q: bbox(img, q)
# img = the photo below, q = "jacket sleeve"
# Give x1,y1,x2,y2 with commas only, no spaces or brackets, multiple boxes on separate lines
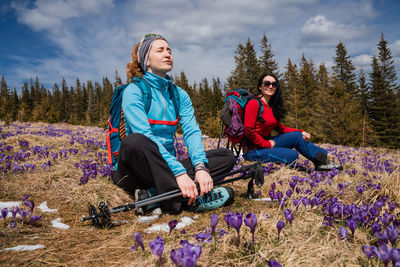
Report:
244,99,272,148
122,83,187,176
177,87,208,167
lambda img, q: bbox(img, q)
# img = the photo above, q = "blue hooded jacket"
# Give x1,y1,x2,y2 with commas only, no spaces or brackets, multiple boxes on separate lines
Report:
121,71,208,176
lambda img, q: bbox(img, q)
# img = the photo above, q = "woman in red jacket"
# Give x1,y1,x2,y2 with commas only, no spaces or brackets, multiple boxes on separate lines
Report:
243,73,342,171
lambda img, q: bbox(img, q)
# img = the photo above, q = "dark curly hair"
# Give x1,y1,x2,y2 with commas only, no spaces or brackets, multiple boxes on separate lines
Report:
257,73,286,122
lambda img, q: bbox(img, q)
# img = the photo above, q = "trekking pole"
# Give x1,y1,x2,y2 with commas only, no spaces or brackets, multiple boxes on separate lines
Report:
81,162,263,227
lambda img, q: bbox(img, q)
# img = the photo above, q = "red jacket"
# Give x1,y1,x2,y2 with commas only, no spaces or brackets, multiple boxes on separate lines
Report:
243,98,302,152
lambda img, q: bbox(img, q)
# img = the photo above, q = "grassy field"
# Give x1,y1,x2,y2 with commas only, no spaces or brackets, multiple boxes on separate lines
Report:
1,122,399,266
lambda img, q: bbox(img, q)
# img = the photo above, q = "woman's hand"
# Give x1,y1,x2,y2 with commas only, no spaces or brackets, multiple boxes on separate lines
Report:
195,170,213,197
176,174,198,205
269,140,276,148
302,131,311,142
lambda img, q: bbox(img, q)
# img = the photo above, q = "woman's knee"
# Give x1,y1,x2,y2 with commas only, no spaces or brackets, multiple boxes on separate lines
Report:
207,148,236,169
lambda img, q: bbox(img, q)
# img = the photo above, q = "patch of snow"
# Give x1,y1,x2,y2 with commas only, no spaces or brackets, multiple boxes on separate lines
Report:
1,244,45,252
144,216,196,233
38,201,57,213
30,236,39,240
137,208,163,224
176,217,195,229
253,198,274,202
51,218,70,229
0,201,21,209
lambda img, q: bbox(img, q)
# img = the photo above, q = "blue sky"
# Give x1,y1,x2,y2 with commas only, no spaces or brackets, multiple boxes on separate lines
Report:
1,0,400,90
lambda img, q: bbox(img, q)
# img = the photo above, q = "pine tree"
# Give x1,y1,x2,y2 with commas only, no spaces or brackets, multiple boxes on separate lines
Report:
368,34,400,148
10,89,20,121
259,33,280,78
85,80,96,125
332,42,357,94
0,76,11,121
282,59,299,128
60,78,69,122
114,70,122,88
227,38,260,94
297,55,317,133
19,81,31,121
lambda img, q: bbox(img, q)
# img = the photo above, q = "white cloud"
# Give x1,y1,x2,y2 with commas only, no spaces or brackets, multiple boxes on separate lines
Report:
390,40,400,57
12,0,114,31
4,0,398,90
353,54,371,68
300,15,367,47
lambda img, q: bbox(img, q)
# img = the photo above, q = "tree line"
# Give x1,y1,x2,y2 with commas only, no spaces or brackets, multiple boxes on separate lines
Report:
1,33,399,148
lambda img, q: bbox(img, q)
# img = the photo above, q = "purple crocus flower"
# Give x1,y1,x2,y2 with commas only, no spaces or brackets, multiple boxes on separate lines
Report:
29,214,42,223
302,197,309,208
378,244,391,266
244,213,257,245
225,211,233,229
293,198,301,209
20,208,30,221
10,219,16,228
1,208,8,221
180,229,186,234
210,214,218,235
24,199,35,213
20,194,29,202
178,240,202,267
346,218,358,237
277,220,285,239
195,232,212,243
10,207,18,219
284,209,294,225
168,219,179,235
149,236,164,263
229,212,243,244
362,245,378,260
267,259,282,267
386,224,399,247
339,227,347,240
371,222,382,234
130,232,144,251
390,248,400,266
170,249,181,267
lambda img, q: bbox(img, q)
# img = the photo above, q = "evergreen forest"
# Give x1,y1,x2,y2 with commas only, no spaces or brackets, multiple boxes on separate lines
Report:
1,33,399,148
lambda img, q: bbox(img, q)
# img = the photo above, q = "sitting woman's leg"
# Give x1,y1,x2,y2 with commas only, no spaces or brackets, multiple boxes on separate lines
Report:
113,133,183,213
244,147,299,164
180,148,236,183
273,132,328,165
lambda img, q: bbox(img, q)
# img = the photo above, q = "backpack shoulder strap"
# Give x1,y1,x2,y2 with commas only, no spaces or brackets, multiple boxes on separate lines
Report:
133,77,152,114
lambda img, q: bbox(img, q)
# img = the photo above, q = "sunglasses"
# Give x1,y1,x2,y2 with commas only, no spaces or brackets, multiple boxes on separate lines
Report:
262,81,277,88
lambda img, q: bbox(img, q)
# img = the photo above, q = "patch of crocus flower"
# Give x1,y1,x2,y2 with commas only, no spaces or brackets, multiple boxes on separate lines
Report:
130,232,145,251
170,240,202,267
244,213,257,246
276,220,285,240
168,219,179,235
0,194,42,228
149,235,164,264
227,212,243,244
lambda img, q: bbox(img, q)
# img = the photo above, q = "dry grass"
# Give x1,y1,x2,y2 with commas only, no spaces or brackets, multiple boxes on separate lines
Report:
1,122,399,266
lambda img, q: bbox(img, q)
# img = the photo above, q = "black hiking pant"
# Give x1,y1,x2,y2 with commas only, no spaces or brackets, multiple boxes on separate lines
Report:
111,133,236,213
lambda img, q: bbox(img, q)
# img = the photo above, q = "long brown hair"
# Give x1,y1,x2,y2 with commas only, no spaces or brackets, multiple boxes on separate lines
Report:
126,43,144,79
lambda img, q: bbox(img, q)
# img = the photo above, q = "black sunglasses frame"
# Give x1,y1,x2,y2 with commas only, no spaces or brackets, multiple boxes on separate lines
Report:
262,81,277,88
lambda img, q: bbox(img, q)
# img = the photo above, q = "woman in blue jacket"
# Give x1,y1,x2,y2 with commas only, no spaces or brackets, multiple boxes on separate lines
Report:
112,34,236,214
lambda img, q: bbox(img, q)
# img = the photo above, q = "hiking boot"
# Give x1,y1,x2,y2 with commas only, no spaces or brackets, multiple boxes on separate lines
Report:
315,159,343,171
193,186,235,212
134,187,158,215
